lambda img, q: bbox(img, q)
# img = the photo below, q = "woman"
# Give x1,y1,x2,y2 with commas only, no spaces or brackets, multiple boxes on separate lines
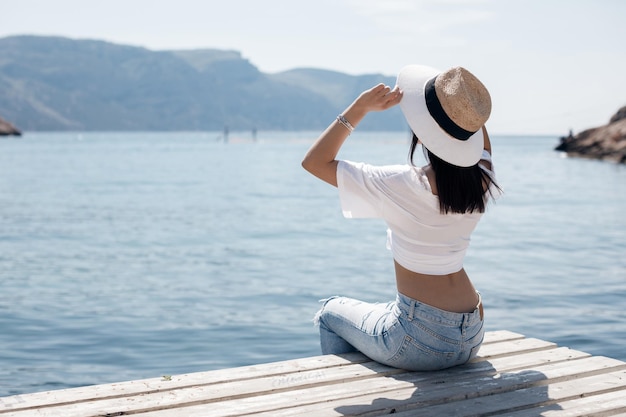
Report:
301,65,500,371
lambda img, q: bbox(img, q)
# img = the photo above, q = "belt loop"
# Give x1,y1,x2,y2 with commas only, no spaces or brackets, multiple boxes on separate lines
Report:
408,300,415,321
476,292,484,321
475,292,482,310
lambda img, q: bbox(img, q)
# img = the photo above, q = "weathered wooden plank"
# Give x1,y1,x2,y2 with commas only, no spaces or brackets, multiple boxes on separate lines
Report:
509,378,626,417
134,352,626,416
479,329,525,343
404,369,626,417
476,336,556,359
319,357,626,417
239,355,626,417
479,346,590,371
0,360,398,417
0,346,590,417
0,353,368,414
1,331,623,417
0,331,532,415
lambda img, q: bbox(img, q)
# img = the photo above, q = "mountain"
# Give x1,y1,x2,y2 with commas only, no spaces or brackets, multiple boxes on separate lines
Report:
0,35,404,132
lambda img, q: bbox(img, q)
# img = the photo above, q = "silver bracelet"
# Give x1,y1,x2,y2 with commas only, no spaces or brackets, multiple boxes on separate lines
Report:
336,114,354,133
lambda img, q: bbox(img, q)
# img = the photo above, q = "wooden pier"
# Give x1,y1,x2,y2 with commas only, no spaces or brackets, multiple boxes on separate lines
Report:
2,330,626,416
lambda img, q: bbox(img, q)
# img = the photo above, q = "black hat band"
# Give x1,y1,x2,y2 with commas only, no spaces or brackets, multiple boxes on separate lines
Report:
424,76,475,141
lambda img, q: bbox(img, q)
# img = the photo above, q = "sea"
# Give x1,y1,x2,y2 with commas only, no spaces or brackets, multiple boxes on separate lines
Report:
0,131,624,397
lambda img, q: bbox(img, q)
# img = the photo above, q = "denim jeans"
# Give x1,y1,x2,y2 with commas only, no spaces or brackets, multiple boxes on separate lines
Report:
314,292,484,371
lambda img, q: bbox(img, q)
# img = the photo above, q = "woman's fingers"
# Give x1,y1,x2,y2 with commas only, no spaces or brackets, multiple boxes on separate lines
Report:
358,84,403,111
378,85,402,109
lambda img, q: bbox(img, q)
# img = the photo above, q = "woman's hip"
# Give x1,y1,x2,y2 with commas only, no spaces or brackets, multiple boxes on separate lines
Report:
387,292,484,369
315,293,484,370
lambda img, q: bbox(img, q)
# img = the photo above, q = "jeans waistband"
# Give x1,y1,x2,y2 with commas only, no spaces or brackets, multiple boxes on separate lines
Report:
396,292,483,327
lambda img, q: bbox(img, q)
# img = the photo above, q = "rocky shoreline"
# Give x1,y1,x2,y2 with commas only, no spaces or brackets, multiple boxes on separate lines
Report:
555,106,626,163
0,115,21,136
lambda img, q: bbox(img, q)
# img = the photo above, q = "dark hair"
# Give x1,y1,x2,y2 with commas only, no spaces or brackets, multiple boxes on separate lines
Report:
409,133,500,214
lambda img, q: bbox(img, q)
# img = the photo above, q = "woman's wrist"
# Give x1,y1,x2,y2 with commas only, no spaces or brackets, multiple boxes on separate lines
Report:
340,102,368,131
336,114,354,133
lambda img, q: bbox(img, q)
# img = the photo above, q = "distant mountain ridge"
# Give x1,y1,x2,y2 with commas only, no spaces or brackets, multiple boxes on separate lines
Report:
0,35,403,132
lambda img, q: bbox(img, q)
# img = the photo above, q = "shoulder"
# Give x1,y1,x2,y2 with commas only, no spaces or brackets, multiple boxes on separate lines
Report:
339,160,432,197
339,160,411,179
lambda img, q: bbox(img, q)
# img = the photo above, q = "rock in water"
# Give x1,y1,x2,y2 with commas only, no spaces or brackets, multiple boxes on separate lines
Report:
555,106,626,163
0,116,22,136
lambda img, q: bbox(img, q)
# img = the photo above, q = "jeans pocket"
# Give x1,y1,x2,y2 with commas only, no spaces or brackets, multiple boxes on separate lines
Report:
468,343,482,362
388,335,457,371
467,329,485,362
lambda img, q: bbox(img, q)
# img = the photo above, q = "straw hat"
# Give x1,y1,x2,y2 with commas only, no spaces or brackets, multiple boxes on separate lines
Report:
397,65,491,167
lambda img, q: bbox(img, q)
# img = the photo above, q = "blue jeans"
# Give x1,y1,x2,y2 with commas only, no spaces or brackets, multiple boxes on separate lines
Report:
314,292,484,371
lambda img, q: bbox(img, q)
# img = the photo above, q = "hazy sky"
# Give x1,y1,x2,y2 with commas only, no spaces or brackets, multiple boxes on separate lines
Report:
1,0,625,135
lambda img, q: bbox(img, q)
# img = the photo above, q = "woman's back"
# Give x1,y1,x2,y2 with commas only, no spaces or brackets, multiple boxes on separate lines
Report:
337,160,484,276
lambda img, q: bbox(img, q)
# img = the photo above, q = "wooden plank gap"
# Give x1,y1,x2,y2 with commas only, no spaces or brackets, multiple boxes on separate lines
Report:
477,337,557,359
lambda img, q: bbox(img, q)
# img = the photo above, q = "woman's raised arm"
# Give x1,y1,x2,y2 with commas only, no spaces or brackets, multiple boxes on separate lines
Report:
301,84,402,187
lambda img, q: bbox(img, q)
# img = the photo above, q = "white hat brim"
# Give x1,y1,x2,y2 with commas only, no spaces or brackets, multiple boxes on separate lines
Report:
397,65,484,167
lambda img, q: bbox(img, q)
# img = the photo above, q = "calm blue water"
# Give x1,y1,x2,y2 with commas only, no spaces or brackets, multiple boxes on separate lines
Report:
0,131,624,397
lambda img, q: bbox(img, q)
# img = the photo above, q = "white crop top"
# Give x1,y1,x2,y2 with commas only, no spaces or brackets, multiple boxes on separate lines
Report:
336,151,497,275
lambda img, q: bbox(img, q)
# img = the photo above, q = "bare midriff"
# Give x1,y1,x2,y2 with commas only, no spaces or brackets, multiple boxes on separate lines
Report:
394,260,480,313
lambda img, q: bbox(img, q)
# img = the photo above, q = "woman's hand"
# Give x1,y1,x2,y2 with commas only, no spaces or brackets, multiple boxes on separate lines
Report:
353,84,403,114
302,84,402,187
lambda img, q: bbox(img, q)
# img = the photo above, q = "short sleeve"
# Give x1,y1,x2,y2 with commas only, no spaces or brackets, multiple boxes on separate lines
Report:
480,149,492,163
478,150,502,199
336,160,388,218
478,149,495,175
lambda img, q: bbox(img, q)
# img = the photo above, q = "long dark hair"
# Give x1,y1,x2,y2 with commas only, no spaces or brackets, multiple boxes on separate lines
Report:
409,133,500,214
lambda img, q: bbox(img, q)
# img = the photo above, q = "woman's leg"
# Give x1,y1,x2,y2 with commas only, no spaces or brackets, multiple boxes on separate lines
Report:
314,296,397,356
